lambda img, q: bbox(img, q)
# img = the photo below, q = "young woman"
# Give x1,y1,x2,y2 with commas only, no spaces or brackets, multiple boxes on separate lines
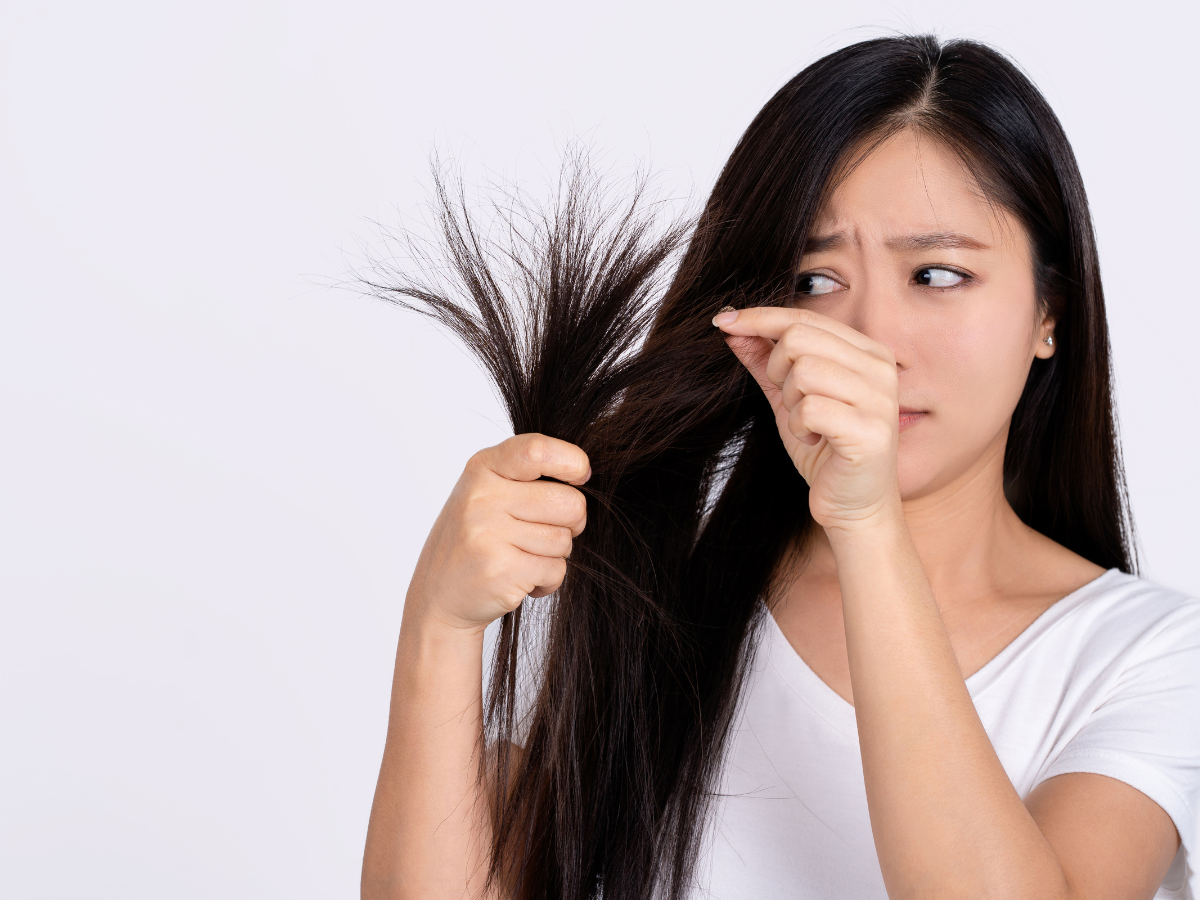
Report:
361,35,1200,900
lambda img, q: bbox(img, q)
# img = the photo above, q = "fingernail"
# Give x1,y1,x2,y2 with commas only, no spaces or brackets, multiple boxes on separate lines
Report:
582,466,592,484
712,306,738,326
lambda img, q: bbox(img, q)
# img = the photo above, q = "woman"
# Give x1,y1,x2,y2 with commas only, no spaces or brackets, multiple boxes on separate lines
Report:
361,35,1200,900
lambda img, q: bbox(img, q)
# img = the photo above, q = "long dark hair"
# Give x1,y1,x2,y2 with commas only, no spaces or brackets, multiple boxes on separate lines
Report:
364,34,1134,900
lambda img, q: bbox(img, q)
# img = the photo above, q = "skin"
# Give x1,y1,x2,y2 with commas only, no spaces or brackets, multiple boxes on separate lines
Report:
362,128,1180,900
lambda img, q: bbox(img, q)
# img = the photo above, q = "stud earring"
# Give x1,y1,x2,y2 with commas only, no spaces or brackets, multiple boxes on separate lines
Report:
1044,335,1054,346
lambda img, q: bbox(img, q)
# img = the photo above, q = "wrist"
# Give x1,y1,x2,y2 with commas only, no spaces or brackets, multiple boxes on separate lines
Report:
400,597,490,656
396,610,487,701
822,500,930,614
822,494,907,544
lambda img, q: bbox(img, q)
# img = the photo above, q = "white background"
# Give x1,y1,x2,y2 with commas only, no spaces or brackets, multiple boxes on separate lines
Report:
1,1,1196,896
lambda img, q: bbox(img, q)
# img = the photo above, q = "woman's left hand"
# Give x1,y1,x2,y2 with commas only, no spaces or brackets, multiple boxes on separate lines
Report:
714,306,902,533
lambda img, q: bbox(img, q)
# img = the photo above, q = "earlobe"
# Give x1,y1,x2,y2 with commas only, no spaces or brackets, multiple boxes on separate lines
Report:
1035,320,1057,359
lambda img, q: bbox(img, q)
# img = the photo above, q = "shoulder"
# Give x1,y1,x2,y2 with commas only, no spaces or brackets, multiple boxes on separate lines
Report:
1051,570,1200,686
983,570,1200,707
1036,573,1200,854
1073,570,1200,634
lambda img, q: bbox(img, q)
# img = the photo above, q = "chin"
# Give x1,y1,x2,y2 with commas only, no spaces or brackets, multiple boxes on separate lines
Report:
896,453,945,502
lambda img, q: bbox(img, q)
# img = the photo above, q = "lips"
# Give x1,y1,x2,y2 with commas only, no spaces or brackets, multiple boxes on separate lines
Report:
898,408,927,431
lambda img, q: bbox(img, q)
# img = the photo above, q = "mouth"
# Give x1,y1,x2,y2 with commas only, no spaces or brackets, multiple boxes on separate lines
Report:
898,408,928,432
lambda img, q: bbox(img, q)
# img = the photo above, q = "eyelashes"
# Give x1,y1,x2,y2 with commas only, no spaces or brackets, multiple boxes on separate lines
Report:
795,266,973,296
796,273,841,295
914,266,968,288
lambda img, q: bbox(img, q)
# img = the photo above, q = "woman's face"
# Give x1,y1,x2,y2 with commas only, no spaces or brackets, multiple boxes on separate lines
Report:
794,128,1055,501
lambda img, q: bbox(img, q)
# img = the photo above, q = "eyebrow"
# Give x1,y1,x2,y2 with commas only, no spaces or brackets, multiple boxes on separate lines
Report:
803,231,992,253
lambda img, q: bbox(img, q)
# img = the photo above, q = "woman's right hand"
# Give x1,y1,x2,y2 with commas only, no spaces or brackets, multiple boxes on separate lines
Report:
405,433,591,635
364,433,588,899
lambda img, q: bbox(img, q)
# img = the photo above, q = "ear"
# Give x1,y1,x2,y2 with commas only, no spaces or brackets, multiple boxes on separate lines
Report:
1034,314,1057,359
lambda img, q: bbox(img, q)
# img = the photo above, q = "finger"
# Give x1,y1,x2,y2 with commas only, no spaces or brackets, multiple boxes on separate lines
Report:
714,306,894,363
502,480,588,536
726,334,781,405
779,355,879,412
526,555,568,599
765,323,892,388
479,433,591,485
787,394,853,446
788,394,894,453
507,520,574,559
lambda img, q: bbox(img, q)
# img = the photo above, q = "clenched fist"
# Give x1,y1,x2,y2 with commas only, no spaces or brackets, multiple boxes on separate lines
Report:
404,433,590,634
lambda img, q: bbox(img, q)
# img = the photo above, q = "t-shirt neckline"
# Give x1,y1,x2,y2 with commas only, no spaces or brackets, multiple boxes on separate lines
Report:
761,567,1125,727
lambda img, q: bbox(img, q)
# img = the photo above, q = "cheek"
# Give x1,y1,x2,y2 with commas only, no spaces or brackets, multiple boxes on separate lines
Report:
930,310,1033,418
898,296,1037,488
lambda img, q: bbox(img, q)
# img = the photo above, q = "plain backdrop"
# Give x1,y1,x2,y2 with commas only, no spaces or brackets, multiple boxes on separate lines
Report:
1,0,1196,896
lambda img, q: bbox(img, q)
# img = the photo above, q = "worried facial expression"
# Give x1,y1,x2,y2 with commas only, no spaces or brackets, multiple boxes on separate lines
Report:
794,128,1056,501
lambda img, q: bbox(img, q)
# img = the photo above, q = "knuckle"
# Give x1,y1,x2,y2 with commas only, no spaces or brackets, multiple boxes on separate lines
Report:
530,434,554,464
500,593,525,613
866,420,893,448
464,449,490,477
794,354,820,382
557,529,574,557
461,482,498,518
548,484,585,519
568,488,588,520
506,433,545,469
538,522,561,547
479,549,509,585
461,520,488,550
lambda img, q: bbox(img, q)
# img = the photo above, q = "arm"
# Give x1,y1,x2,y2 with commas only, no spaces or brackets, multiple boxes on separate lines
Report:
362,604,491,900
361,434,590,900
715,306,1179,900
831,518,1176,899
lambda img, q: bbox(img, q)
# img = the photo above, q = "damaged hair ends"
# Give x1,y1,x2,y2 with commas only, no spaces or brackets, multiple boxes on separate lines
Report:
363,34,1134,900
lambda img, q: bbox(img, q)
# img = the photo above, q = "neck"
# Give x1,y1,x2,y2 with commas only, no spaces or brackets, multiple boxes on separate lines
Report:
804,430,1033,607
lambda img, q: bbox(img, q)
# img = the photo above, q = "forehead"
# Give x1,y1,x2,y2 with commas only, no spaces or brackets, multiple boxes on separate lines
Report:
814,128,1023,251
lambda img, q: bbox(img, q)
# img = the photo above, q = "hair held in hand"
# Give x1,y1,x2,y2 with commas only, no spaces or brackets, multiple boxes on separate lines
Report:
360,35,1135,900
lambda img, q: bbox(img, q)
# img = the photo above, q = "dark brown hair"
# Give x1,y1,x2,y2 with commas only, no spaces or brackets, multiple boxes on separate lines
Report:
364,33,1133,900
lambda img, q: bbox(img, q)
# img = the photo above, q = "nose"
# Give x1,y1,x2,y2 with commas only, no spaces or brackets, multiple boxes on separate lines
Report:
838,270,910,369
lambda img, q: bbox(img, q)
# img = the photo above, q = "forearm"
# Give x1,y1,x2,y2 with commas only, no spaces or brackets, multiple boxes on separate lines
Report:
359,435,588,898
831,510,1069,900
362,597,494,900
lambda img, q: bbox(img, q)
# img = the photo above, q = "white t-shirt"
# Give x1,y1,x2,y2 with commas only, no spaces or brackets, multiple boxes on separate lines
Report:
691,570,1200,899
501,570,1200,898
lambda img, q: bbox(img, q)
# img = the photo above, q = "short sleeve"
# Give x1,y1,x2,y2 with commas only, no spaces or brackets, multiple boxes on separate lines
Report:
1039,603,1200,898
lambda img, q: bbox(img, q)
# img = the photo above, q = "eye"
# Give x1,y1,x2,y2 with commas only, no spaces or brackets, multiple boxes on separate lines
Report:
915,267,967,288
797,273,842,295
